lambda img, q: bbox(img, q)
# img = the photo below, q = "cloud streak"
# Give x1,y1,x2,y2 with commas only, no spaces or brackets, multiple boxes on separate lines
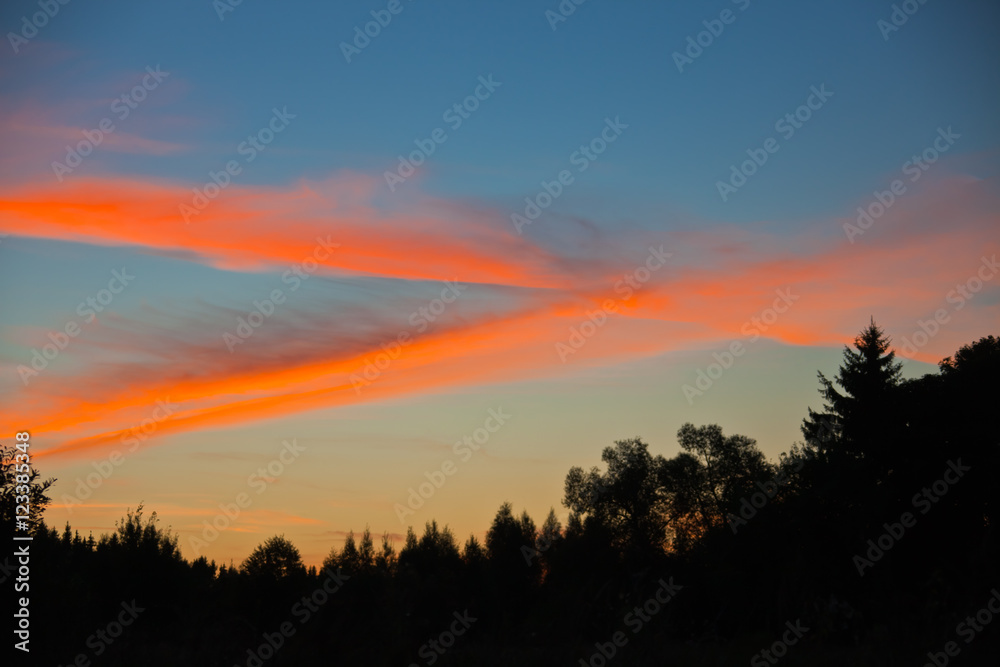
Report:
3,168,997,462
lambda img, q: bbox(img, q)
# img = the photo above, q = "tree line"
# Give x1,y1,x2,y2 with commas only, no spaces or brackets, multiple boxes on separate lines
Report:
2,322,997,665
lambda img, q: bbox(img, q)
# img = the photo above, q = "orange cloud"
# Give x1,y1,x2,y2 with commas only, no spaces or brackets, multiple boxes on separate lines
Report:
0,175,579,289
4,169,998,463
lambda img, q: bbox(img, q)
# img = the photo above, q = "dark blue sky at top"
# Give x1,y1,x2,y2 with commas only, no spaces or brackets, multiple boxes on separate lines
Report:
2,0,998,229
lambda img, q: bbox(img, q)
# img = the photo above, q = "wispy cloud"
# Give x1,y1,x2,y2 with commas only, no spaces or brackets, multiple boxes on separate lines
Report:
4,167,997,462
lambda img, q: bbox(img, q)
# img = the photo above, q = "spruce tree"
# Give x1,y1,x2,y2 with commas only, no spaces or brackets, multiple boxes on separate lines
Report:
802,318,903,462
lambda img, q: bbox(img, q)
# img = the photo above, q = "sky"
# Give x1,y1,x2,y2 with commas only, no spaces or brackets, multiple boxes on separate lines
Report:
0,0,997,568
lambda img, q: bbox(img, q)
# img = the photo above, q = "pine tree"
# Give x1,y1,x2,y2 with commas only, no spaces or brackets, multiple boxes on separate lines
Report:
358,526,375,572
802,318,903,462
539,508,562,550
375,531,396,573
462,533,485,566
321,544,338,573
338,530,361,575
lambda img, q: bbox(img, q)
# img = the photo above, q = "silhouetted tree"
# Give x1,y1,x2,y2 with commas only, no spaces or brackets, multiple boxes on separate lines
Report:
533,507,562,576
418,520,460,562
358,526,376,573
399,526,418,563
98,504,181,561
398,520,461,575
564,437,669,554
663,423,775,551
538,508,562,550
484,502,540,598
337,530,361,575
485,502,525,561
321,542,339,573
802,319,903,463
375,531,397,574
938,334,1000,446
463,533,486,566
241,534,306,580
0,443,55,538
898,335,1000,553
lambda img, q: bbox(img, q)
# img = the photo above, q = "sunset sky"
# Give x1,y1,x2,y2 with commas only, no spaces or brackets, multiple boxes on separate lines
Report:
1,0,997,568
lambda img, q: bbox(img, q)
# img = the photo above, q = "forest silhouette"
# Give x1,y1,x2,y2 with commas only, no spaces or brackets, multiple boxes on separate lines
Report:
3,322,998,666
